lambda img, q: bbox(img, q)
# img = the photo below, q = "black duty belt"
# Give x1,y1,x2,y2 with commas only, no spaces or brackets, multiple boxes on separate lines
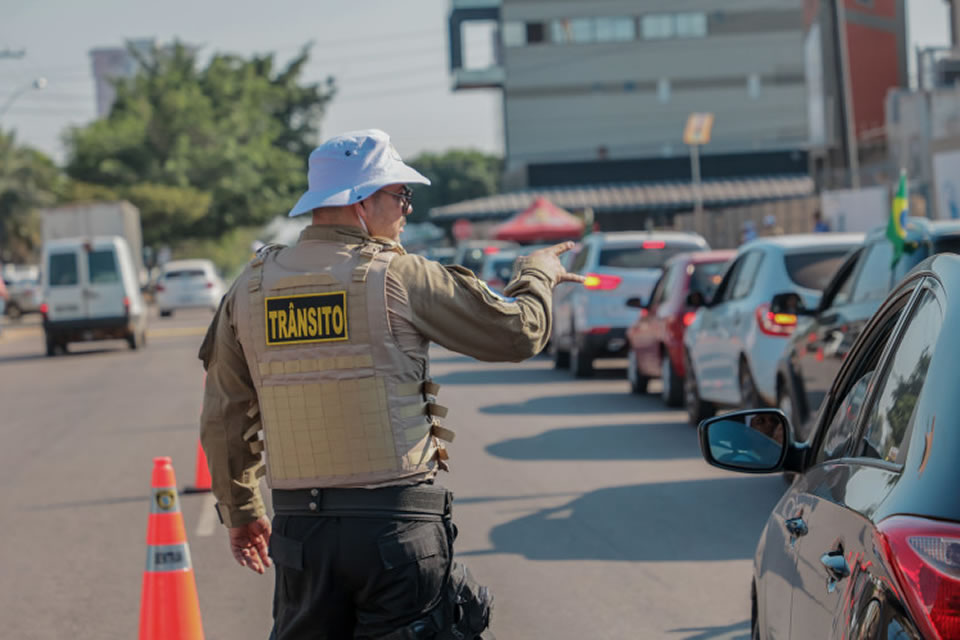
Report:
272,484,451,520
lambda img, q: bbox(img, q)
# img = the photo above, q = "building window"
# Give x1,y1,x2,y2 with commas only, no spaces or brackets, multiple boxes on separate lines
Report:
595,16,636,42
748,73,761,99
526,22,546,44
551,18,595,43
658,78,671,103
502,22,526,47
642,14,674,39
675,13,707,38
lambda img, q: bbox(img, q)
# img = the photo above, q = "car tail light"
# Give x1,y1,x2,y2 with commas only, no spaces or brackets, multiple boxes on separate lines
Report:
123,296,130,316
682,311,697,327
642,240,666,249
877,516,960,640
587,327,610,335
205,281,214,289
483,246,500,255
583,273,621,290
40,302,48,318
755,303,797,337
155,283,166,293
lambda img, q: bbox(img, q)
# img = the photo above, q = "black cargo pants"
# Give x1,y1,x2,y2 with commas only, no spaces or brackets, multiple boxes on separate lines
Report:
267,485,490,640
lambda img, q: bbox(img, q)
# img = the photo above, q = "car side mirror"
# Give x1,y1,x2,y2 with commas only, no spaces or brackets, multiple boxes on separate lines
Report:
770,292,812,316
686,291,706,308
626,297,645,309
698,409,789,473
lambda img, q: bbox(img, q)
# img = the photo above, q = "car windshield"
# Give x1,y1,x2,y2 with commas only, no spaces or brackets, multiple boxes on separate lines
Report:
689,261,728,300
784,250,851,291
599,243,703,269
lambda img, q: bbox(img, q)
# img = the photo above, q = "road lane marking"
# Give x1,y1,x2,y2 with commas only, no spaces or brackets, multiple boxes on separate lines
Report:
196,493,218,537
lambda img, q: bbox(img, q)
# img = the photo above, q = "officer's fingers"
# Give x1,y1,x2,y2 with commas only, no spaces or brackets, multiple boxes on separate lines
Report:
558,272,587,284
548,241,576,255
254,536,272,569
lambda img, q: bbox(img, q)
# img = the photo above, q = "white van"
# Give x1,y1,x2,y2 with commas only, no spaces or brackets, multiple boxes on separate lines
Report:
41,236,148,356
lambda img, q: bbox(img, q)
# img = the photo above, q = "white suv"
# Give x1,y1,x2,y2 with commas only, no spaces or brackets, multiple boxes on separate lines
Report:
551,231,709,377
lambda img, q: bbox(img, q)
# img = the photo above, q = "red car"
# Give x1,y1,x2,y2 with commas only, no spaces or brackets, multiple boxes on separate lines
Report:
626,250,735,406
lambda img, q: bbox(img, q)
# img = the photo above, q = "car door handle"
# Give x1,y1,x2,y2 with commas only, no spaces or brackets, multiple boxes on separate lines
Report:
785,517,808,537
820,550,851,591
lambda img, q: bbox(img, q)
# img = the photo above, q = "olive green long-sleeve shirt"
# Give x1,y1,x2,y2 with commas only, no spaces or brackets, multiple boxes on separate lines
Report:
199,225,566,527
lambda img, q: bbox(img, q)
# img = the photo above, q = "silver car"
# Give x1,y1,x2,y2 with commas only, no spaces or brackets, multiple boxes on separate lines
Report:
683,233,863,427
552,231,709,377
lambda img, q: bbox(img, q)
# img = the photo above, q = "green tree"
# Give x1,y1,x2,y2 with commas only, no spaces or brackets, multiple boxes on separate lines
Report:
0,130,63,263
407,150,502,222
64,42,335,248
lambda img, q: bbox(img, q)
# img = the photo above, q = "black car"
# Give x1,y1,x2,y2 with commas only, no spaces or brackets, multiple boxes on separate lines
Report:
699,253,960,640
773,217,960,441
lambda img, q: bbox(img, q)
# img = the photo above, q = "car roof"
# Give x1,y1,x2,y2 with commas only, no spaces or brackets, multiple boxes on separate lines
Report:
864,216,960,243
739,232,864,252
44,236,128,252
586,231,708,246
162,259,215,271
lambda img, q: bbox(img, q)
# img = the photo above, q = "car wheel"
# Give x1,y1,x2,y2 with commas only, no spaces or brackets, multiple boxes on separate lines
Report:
739,358,761,410
553,346,570,369
571,343,594,378
660,351,684,407
45,337,56,357
159,309,173,318
684,356,714,428
6,303,21,320
627,351,649,394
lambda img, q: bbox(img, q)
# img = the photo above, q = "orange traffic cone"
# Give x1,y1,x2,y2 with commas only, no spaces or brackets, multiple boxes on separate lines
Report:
139,457,205,640
183,441,212,494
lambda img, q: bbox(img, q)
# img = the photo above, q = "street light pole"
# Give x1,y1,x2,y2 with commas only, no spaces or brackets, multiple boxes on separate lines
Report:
0,76,47,121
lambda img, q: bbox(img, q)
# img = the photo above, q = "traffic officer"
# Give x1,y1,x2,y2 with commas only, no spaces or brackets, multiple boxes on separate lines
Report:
199,129,583,639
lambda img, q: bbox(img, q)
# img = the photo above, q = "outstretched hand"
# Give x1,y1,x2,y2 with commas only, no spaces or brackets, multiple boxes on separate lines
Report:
229,516,272,574
526,242,587,286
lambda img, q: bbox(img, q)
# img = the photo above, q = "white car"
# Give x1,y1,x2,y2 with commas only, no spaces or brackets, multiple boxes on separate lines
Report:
683,233,863,427
155,259,225,317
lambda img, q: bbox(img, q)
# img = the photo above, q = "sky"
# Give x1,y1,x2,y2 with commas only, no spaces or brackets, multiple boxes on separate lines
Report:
0,0,952,166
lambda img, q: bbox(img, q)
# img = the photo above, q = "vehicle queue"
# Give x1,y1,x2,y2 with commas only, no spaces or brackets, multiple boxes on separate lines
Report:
447,214,960,640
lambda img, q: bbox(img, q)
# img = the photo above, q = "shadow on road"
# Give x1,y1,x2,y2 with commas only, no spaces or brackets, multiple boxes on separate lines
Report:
480,392,648,415
0,347,120,365
24,495,148,511
429,354,478,365
435,368,565,386
458,476,785,563
668,620,750,640
486,422,695,461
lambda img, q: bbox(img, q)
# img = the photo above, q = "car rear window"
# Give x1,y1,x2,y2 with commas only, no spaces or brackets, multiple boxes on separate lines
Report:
487,257,516,283
164,269,206,279
689,261,728,299
599,243,703,269
88,249,120,284
49,253,78,287
784,250,851,291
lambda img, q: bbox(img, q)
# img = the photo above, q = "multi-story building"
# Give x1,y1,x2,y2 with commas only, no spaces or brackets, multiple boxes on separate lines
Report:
450,0,811,191
89,39,157,118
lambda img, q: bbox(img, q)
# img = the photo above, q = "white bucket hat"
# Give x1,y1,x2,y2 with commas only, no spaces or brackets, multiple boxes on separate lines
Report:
287,129,431,217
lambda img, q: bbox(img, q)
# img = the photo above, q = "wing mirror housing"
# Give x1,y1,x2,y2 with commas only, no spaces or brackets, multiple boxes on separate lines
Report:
698,409,806,474
626,297,645,309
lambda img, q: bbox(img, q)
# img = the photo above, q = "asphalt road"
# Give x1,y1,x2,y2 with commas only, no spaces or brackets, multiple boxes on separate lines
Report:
0,309,787,639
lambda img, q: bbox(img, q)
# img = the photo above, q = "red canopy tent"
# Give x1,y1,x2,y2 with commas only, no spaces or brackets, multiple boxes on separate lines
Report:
492,197,585,243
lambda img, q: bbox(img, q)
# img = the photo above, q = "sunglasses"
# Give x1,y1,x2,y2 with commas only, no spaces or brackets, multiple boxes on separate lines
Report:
380,186,413,211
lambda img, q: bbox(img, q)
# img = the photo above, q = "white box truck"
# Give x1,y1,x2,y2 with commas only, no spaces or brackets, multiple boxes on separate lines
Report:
41,201,145,284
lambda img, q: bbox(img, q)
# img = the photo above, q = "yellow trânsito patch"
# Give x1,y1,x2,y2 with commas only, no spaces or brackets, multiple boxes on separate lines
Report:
264,292,349,346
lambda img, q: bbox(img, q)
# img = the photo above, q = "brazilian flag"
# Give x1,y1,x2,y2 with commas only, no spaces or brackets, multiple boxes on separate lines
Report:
887,171,909,266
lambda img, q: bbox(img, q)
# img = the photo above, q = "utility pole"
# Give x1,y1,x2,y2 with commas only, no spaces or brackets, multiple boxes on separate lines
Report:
831,0,860,189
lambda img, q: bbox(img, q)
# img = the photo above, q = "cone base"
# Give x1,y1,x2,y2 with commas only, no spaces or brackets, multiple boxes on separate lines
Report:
139,571,205,640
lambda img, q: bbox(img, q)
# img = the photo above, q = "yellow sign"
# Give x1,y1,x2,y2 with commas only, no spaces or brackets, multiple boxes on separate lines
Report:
683,112,715,146
264,292,349,346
